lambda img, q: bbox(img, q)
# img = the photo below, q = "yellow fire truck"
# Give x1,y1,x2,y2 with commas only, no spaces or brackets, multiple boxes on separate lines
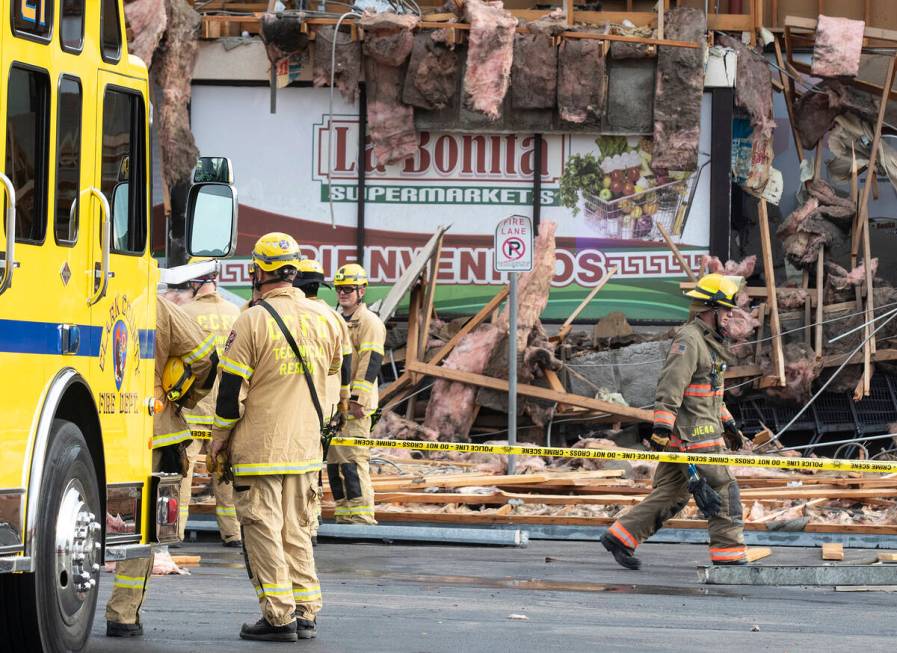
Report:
0,2,237,651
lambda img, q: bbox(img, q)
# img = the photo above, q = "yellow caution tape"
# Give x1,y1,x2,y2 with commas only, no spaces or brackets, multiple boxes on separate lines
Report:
331,437,897,474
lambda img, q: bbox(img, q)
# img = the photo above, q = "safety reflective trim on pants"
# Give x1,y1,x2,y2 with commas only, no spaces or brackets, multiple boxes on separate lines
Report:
709,546,747,561
152,429,192,448
213,414,239,429
220,356,254,380
216,506,237,517
255,584,293,598
608,522,639,550
292,586,322,600
184,334,216,365
334,506,375,516
232,461,323,476
113,574,146,589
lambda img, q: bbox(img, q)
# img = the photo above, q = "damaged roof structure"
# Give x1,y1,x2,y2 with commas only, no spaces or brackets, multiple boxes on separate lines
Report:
134,2,897,542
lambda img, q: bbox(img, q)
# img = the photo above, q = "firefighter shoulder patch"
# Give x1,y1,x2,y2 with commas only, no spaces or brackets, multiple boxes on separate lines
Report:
671,340,687,356
224,330,236,353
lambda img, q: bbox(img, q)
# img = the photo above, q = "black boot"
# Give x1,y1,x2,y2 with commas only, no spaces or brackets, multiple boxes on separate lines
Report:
106,621,143,638
296,617,317,640
222,539,242,548
601,533,642,570
239,618,298,642
712,558,748,566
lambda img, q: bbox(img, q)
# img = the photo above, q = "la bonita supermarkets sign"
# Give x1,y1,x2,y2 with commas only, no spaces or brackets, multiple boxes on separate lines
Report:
495,215,534,273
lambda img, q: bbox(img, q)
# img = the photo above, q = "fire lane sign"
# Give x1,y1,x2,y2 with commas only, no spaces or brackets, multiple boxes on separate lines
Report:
494,215,534,272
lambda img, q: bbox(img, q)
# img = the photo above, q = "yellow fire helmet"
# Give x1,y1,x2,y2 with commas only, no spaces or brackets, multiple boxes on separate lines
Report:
684,273,741,309
250,232,301,273
187,256,218,282
161,357,195,402
334,263,369,287
295,258,330,288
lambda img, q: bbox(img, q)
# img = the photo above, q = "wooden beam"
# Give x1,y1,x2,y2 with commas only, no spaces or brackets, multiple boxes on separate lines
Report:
658,224,697,282
816,250,824,359
406,361,654,423
418,234,444,363
405,285,423,393
802,270,812,347
552,266,619,343
758,199,786,387
747,547,772,563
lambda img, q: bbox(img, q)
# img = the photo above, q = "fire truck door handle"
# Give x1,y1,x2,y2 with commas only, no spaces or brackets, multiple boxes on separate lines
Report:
0,172,17,295
86,188,112,306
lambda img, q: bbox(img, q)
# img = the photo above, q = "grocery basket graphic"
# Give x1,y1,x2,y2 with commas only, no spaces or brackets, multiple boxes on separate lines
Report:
580,162,706,241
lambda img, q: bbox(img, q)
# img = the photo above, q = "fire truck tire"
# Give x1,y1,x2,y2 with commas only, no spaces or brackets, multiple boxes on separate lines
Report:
2,420,101,652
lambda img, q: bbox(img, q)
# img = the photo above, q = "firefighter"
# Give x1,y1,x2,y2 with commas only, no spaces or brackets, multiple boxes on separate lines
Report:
210,233,344,642
601,273,749,570
327,263,386,525
294,259,353,542
106,296,218,637
180,258,242,547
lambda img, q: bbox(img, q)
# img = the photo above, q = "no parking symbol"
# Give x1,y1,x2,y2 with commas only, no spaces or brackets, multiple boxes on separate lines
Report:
494,215,533,272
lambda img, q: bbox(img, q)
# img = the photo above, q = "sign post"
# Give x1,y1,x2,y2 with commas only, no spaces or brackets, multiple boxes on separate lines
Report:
494,215,534,474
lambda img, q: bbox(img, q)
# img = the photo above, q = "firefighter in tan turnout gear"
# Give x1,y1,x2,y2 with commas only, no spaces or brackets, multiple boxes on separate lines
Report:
327,263,387,525
106,296,217,637
601,273,749,570
180,258,242,547
210,233,344,642
294,259,353,540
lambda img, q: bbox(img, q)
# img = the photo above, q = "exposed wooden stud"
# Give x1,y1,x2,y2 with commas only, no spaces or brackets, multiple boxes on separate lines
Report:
657,0,664,41
754,302,767,366
758,199,786,387
803,270,812,347
405,286,423,389
418,234,444,363
552,266,619,343
406,361,654,423
816,249,824,359
658,223,698,282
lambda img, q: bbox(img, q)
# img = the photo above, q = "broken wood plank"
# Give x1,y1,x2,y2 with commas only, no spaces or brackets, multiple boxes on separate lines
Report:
658,223,697,282
171,555,201,566
427,285,510,369
816,249,824,359
552,267,619,343
822,543,845,561
758,199,786,387
405,285,423,390
406,360,653,422
747,547,772,563
878,552,897,563
417,233,444,364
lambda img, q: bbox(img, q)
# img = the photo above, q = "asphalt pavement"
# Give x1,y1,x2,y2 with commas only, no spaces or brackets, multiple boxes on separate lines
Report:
90,536,897,653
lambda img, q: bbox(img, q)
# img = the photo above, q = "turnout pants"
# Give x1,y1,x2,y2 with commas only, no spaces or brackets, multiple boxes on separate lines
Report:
106,450,162,625
326,417,376,525
185,436,241,543
606,443,746,563
235,473,322,625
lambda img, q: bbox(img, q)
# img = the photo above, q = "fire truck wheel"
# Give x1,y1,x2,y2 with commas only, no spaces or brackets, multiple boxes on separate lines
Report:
5,420,101,652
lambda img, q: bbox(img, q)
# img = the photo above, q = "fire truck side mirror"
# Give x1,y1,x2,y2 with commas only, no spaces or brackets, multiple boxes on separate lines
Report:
193,156,234,184
186,182,238,258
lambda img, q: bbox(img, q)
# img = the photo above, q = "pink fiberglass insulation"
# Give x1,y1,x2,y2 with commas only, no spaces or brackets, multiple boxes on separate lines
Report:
652,7,706,172
372,410,439,441
777,198,845,270
361,12,418,67
701,254,757,278
423,324,504,441
154,0,200,188
763,343,822,404
812,15,865,78
726,307,759,344
313,27,362,104
777,287,809,310
365,58,418,167
557,37,606,124
124,0,167,67
463,0,518,120
827,260,879,291
403,33,459,111
494,221,557,350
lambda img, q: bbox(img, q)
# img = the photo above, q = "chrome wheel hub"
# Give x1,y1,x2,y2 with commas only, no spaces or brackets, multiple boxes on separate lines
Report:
54,479,101,625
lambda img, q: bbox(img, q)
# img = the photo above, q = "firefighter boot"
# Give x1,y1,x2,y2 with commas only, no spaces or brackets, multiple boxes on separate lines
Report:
106,621,144,638
601,532,642,570
296,617,317,639
712,558,748,566
239,618,298,642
